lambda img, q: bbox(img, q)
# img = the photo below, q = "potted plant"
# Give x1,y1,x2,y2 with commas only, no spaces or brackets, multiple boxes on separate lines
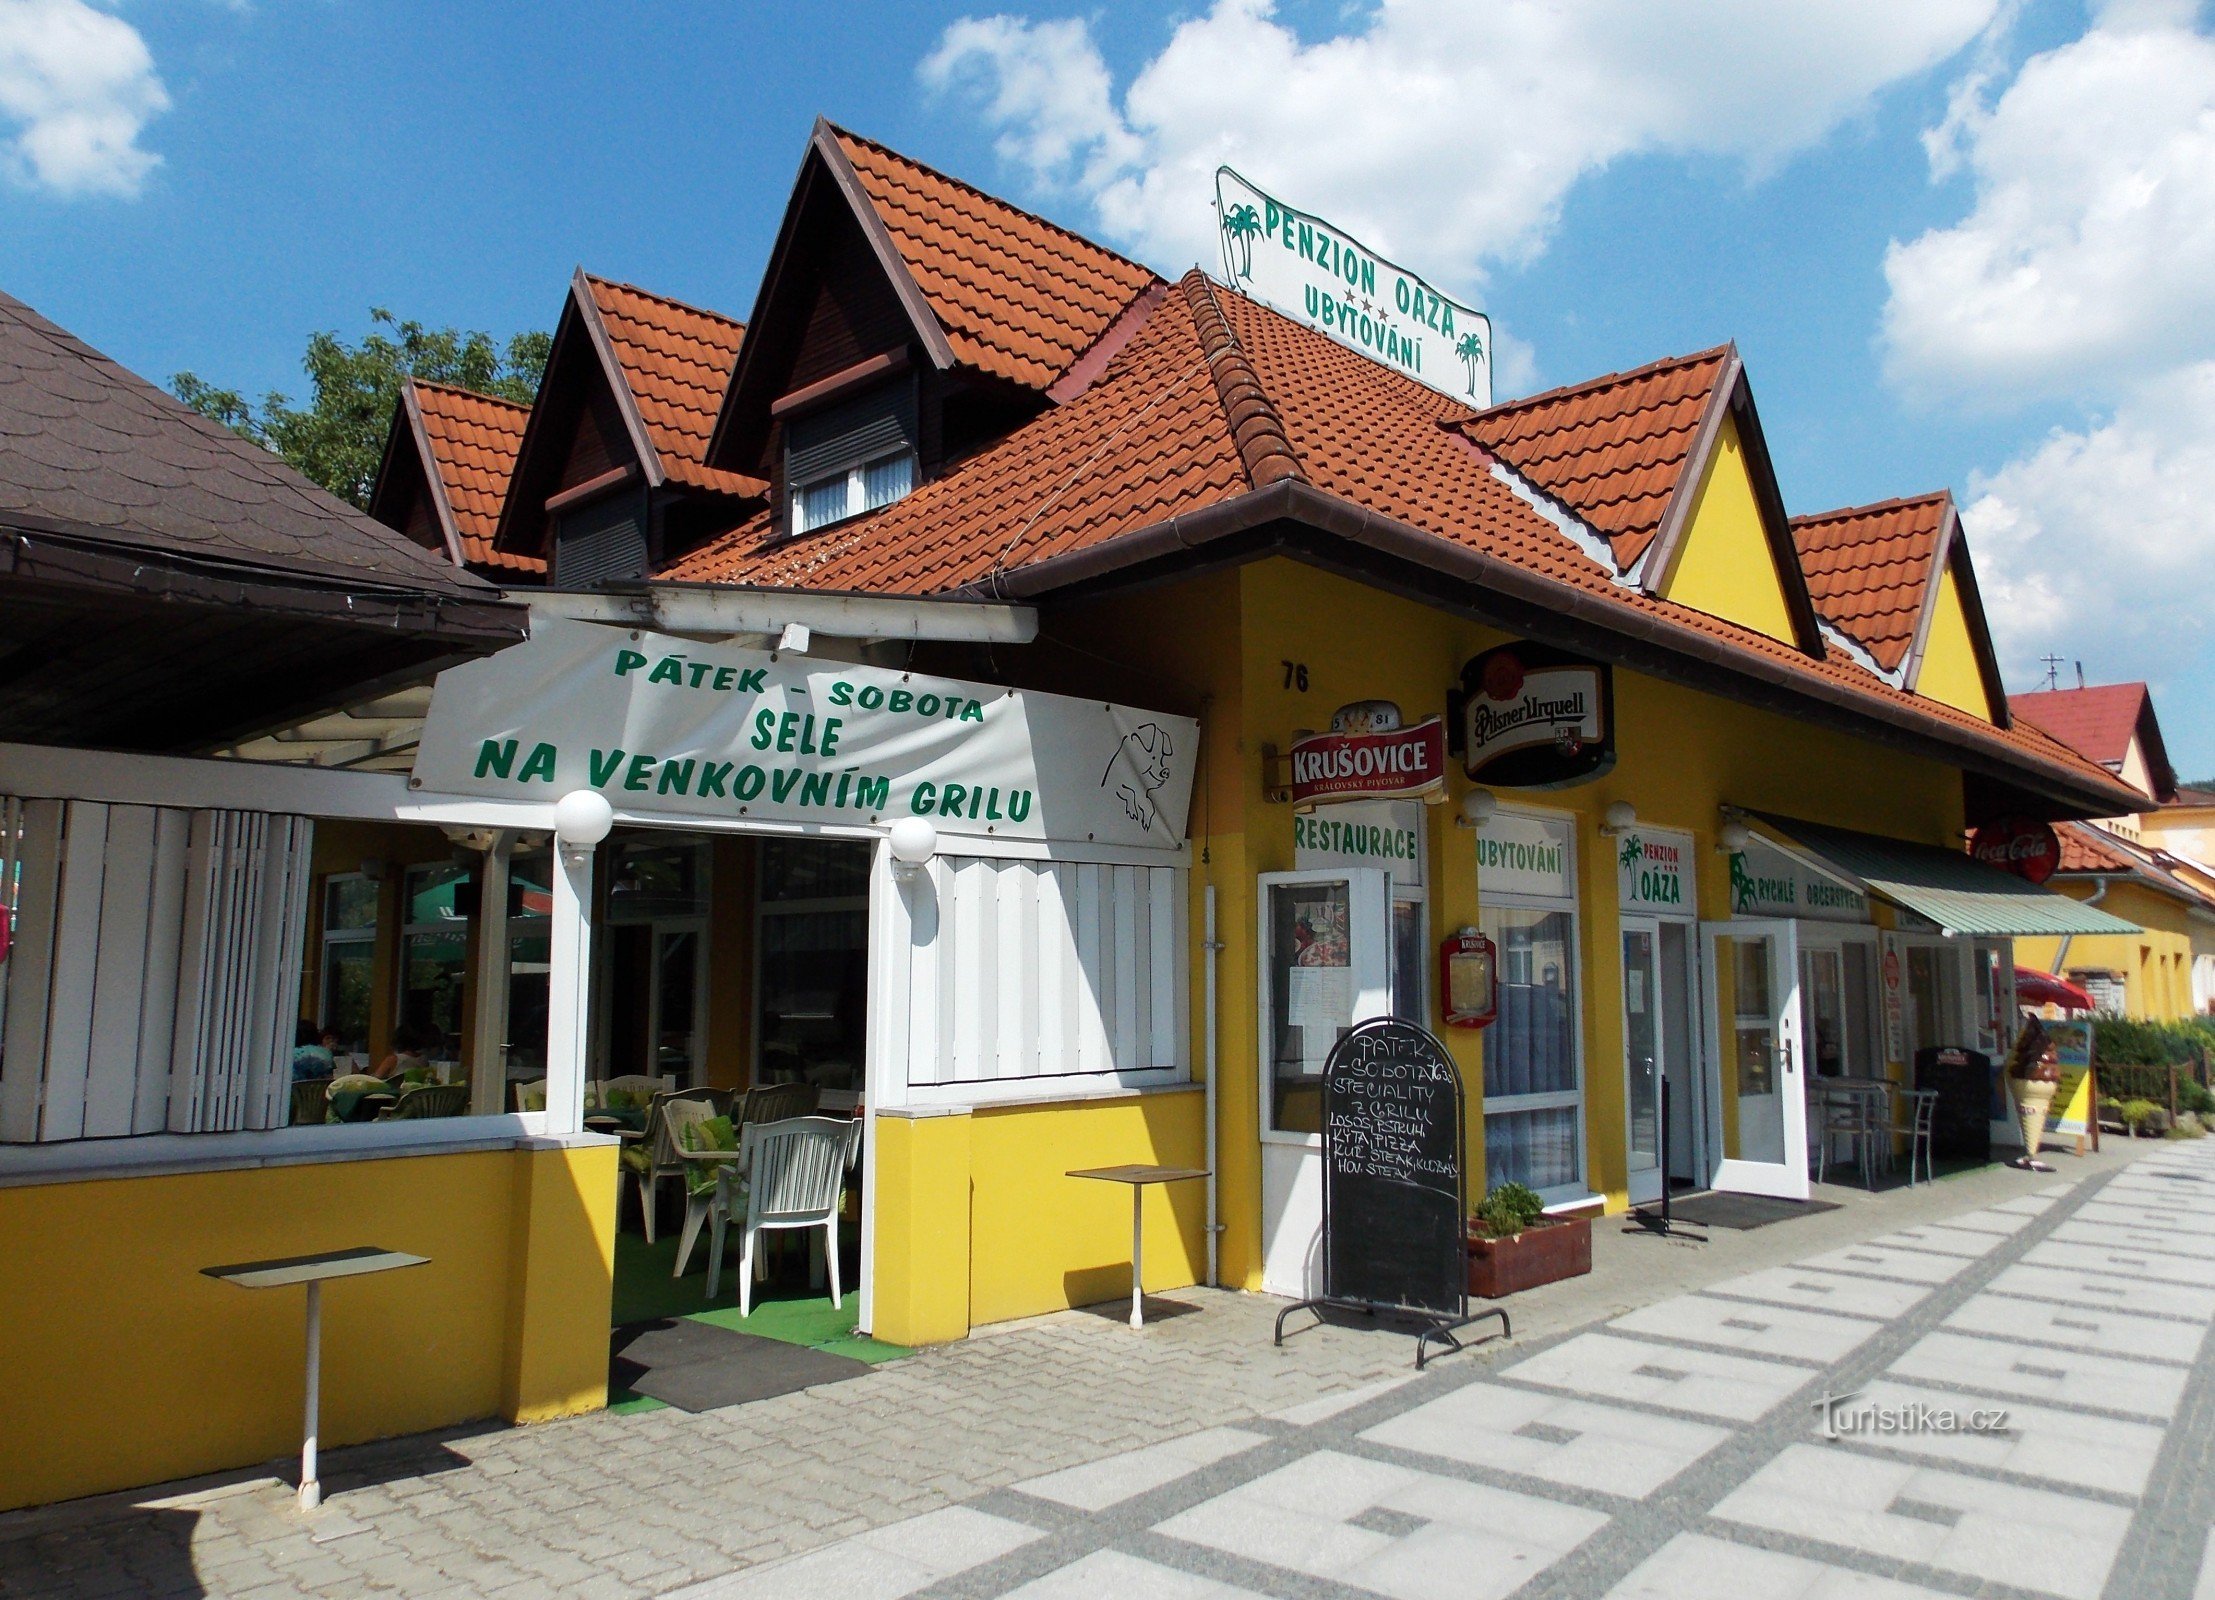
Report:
1466,1181,1592,1297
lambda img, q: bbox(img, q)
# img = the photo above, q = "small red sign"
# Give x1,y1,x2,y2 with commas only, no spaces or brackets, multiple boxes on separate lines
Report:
1286,716,1446,807
1970,816,2060,884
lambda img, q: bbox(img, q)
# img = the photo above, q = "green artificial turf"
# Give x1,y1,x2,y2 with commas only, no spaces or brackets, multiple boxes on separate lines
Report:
606,1225,908,1414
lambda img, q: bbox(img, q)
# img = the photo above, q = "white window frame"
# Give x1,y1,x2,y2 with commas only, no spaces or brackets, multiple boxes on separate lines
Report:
317,871,378,1045
1476,803,1588,1206
1794,924,1883,1080
791,449,916,536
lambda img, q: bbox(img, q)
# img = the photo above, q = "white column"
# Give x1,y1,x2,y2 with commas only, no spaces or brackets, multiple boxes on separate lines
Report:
544,840,594,1135
469,832,513,1116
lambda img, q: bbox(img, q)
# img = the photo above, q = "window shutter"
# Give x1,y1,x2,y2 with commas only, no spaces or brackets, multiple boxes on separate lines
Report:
785,378,918,492
553,491,649,587
0,798,312,1142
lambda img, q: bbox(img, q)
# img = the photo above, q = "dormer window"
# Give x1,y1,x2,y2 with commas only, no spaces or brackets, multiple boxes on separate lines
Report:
784,376,917,537
794,450,914,535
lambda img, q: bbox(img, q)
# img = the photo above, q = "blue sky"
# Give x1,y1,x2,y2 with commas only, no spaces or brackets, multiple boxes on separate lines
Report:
5,0,2212,773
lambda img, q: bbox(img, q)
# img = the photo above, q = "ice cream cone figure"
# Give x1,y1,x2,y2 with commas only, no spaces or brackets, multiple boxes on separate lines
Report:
2006,1020,2060,1172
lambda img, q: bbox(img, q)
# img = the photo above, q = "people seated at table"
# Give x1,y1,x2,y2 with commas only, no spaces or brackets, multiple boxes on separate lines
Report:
378,1020,436,1083
291,1020,337,1081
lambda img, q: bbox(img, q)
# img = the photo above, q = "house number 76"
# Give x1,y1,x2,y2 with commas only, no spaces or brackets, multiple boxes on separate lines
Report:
1281,661,1309,691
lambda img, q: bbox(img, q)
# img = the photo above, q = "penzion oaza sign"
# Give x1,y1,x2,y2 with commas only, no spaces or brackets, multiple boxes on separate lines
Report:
1215,167,1492,407
411,617,1199,852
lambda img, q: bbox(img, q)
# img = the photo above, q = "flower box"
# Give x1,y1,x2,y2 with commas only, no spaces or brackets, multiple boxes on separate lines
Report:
1466,1213,1592,1298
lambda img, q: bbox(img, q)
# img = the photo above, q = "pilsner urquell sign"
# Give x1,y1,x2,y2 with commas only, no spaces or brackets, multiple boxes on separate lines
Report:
1215,167,1491,406
1455,644,1615,789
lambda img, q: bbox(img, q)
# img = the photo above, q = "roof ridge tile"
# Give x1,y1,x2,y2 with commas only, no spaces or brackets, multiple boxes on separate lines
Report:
1180,272,1304,489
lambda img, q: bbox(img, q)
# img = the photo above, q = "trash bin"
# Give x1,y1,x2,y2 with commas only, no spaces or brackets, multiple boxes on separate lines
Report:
1915,1046,1992,1165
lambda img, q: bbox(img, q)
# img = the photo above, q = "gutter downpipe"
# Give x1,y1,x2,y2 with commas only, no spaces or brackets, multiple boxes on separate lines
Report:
2051,876,2110,975
1205,883,1222,1287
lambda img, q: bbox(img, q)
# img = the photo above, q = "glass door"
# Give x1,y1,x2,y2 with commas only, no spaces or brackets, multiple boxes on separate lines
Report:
1257,868,1391,1297
1622,920,1663,1205
1701,919,1808,1199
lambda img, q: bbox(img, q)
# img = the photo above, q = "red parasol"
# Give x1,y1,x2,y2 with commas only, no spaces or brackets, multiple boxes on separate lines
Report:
2015,965,2093,1012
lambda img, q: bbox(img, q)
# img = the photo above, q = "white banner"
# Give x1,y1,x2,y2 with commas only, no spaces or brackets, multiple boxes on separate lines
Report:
1215,167,1492,407
411,618,1198,852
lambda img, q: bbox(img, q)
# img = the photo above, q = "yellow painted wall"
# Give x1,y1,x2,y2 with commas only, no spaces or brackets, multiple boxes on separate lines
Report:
1109,557,1967,1256
869,1090,1205,1343
0,1142,616,1511
1652,415,1799,646
2017,880,2206,1019
1912,568,1995,722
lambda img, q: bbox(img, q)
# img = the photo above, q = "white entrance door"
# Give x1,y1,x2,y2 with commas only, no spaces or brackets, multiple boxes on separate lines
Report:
1257,868,1391,1298
1701,918,1808,1199
1622,920,1664,1206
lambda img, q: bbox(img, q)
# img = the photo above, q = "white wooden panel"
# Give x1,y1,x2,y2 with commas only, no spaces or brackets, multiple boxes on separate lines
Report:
0,799,62,1142
132,809,189,1132
1110,865,1140,1072
166,810,220,1132
1149,867,1180,1069
1034,863,1069,1079
40,801,110,1140
82,804,155,1137
902,854,1189,1095
1073,863,1106,1077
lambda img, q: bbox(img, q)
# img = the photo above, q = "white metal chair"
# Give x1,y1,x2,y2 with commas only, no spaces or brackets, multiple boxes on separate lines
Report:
1891,1088,1939,1187
706,1115,863,1313
1814,1085,1879,1188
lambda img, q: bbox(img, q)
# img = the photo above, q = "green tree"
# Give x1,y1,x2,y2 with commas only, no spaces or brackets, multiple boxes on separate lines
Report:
172,309,551,508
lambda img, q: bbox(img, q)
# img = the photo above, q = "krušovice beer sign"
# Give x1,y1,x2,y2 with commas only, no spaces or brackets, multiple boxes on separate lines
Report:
412,617,1198,851
1215,167,1492,406
1282,702,1447,809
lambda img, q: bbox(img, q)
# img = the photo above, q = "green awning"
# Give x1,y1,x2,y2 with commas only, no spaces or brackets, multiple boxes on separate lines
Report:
1753,815,2142,938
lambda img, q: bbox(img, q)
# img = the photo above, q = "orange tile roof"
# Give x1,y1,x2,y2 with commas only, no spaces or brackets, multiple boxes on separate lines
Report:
830,126,1161,392
408,381,539,575
664,272,2131,813
1457,347,1731,571
582,275,763,497
2012,684,2153,769
2057,821,2215,908
1789,492,1949,674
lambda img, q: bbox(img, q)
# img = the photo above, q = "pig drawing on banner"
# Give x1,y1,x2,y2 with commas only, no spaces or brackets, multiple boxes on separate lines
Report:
1104,721,1175,834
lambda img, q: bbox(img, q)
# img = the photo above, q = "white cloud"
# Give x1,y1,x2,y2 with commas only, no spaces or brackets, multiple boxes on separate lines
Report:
0,0,168,198
1884,5,2215,402
923,0,1999,288
1964,361,2215,692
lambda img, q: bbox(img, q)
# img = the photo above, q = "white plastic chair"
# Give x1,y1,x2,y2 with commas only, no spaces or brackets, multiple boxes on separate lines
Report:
707,1115,863,1313
635,1092,718,1246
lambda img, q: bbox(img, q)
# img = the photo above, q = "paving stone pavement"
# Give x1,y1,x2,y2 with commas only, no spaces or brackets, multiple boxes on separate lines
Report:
659,1140,2215,1600
0,1138,2201,1599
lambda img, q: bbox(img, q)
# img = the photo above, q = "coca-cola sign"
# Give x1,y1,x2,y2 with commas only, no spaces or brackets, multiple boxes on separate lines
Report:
1453,643,1615,789
1286,714,1446,807
1970,816,2060,884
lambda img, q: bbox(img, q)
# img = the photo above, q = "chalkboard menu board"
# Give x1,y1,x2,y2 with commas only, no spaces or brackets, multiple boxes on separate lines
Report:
1321,1018,1468,1315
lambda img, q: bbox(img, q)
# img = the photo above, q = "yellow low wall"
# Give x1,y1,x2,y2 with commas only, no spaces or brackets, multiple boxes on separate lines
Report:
0,1139,616,1512
871,1087,1208,1345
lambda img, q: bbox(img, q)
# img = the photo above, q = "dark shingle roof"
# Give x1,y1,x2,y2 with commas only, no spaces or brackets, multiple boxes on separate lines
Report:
0,289,500,598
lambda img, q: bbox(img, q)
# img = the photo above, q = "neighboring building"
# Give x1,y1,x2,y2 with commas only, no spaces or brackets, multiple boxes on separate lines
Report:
2013,681,2215,1014
1,123,2149,1511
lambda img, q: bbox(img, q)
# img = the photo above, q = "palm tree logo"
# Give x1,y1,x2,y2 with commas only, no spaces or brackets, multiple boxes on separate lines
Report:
1455,331,1486,396
1221,203,1262,283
